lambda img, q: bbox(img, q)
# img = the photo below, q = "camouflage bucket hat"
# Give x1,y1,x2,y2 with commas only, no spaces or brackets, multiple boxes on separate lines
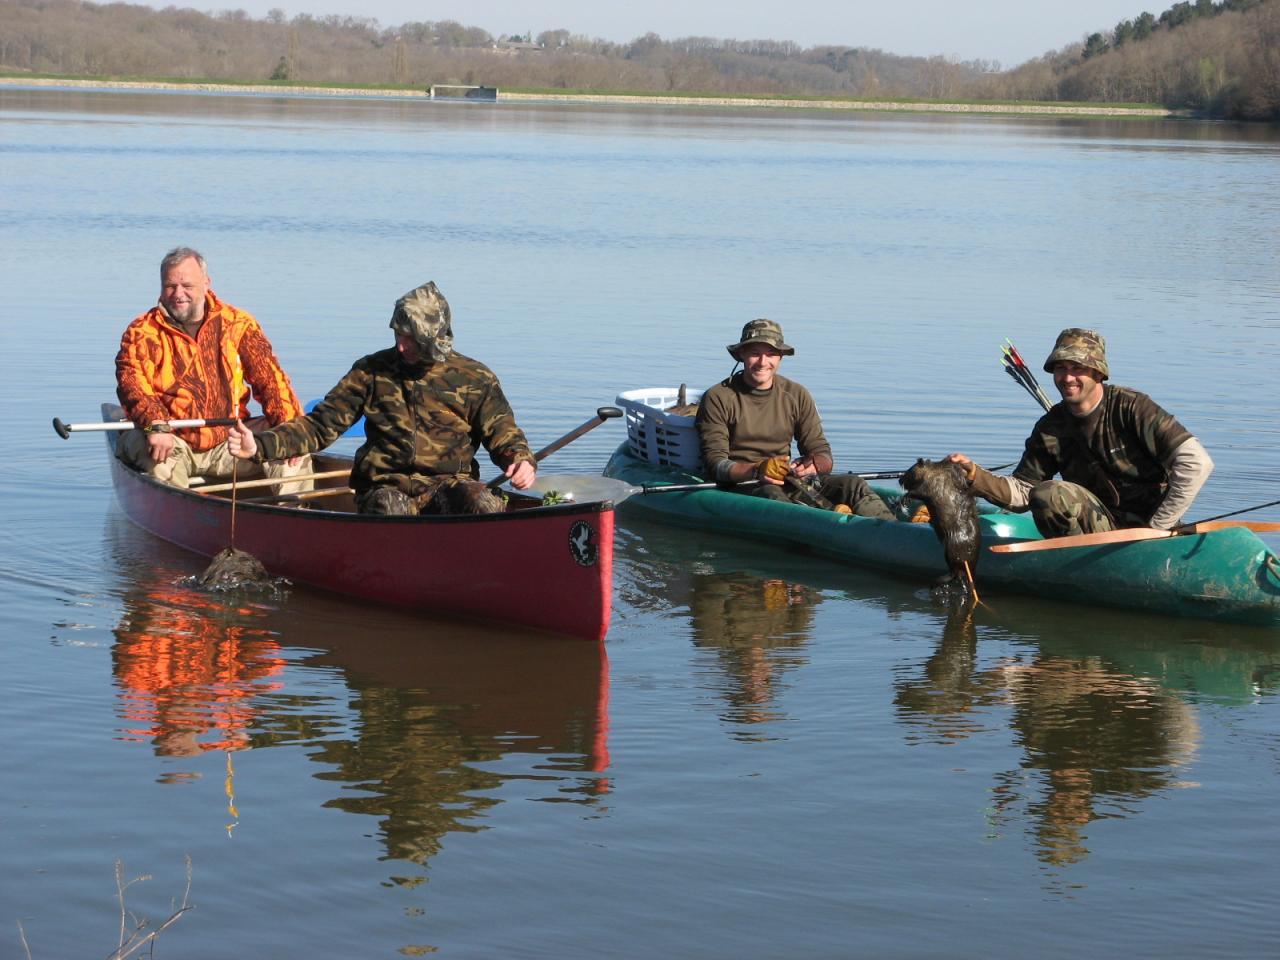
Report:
390,281,453,362
1043,327,1108,380
727,318,795,360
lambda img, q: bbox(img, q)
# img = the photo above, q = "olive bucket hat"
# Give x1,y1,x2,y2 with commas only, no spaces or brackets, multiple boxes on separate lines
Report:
390,281,453,362
1043,327,1109,380
727,318,795,361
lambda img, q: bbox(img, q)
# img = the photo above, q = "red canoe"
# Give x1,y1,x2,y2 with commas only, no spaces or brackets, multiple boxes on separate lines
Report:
100,406,614,642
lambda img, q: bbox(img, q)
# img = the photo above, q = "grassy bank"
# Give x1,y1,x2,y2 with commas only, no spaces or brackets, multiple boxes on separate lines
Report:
0,72,1174,117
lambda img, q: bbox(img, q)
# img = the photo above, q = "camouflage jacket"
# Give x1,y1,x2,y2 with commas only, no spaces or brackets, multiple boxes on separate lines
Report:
255,348,534,496
1010,384,1192,521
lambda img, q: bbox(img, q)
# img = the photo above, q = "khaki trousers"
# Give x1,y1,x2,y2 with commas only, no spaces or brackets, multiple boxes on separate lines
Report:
117,425,314,496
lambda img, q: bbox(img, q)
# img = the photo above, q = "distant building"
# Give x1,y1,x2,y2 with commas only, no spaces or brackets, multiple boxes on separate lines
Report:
491,38,542,54
428,84,498,101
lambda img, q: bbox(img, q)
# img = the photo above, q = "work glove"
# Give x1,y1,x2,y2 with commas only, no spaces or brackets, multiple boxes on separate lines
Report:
757,456,791,482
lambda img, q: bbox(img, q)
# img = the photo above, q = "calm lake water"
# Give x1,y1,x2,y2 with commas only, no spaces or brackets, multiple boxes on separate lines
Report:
2,86,1279,958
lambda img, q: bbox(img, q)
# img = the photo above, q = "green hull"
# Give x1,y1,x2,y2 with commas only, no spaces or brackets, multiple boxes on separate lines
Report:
604,447,1280,626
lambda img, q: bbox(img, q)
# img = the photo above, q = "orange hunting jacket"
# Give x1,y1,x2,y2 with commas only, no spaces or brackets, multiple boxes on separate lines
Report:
115,291,304,451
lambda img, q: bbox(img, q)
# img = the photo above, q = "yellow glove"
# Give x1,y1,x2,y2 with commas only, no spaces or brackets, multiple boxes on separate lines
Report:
910,504,932,523
757,456,791,482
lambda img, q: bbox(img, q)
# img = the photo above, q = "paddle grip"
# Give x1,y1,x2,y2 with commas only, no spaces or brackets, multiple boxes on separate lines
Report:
52,418,71,439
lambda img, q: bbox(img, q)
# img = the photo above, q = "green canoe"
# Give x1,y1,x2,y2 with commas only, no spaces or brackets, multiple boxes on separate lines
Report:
603,446,1280,626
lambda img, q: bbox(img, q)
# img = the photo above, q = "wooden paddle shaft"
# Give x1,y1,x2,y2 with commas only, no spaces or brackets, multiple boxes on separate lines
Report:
487,406,623,489
533,406,622,461
990,519,1280,554
195,469,351,495
241,486,355,505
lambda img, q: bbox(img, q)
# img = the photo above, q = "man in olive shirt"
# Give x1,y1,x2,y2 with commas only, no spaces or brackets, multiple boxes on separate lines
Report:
949,328,1213,538
695,319,894,519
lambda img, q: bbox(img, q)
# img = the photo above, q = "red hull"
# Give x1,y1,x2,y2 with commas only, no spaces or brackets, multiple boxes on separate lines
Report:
106,448,614,642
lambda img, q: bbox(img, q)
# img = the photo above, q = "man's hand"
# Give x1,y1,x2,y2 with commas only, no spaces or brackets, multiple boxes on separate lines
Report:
147,431,177,463
757,456,790,485
790,456,819,479
226,420,257,460
506,459,537,490
945,453,979,485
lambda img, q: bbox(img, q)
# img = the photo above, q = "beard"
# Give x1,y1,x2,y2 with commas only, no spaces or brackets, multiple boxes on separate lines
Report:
163,297,203,326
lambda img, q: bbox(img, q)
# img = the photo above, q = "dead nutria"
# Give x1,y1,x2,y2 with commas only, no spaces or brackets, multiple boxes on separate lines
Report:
197,546,272,591
899,458,980,598
425,479,505,515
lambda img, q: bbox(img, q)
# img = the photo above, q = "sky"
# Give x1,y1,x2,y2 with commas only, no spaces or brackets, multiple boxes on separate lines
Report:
183,1,1154,69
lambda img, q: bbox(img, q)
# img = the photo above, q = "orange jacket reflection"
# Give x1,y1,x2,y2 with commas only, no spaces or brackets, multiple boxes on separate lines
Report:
113,584,285,756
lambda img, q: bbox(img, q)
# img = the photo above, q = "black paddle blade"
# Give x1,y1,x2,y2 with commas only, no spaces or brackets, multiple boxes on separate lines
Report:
196,547,274,592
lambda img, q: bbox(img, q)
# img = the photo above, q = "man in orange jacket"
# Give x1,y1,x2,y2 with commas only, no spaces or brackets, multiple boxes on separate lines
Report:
115,247,311,492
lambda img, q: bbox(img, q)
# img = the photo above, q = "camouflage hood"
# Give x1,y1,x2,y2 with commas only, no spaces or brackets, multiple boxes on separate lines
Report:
390,281,453,362
1043,327,1109,380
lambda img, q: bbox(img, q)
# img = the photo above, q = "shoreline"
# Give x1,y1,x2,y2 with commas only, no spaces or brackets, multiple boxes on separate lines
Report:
0,75,1175,118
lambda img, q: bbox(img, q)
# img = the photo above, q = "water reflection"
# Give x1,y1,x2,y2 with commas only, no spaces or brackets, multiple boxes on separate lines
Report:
105,515,610,875
112,581,285,763
895,602,1280,867
621,522,818,732
621,515,1280,871
687,570,817,729
299,619,610,878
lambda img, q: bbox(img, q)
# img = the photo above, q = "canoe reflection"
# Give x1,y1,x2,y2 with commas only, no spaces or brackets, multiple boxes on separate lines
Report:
298,613,611,870
894,603,1280,866
107,516,610,868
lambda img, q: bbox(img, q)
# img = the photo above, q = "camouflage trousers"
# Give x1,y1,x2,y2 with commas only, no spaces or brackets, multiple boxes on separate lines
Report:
1028,480,1128,538
357,478,505,516
751,474,895,520
117,420,313,496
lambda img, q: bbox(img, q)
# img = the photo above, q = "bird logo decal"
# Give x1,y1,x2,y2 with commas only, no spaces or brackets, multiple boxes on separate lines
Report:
568,521,597,567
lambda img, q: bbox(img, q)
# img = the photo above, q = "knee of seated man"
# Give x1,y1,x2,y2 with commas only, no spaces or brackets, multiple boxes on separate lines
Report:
752,483,791,502
1028,480,1066,515
359,486,416,515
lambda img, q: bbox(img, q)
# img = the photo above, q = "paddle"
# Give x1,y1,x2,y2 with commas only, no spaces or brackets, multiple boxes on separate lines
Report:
511,462,1007,507
485,406,623,490
53,416,239,438
55,409,365,440
990,519,1280,554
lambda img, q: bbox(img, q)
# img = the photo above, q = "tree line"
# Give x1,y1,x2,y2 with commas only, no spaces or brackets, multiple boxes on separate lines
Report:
1,0,1276,119
990,0,1279,118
